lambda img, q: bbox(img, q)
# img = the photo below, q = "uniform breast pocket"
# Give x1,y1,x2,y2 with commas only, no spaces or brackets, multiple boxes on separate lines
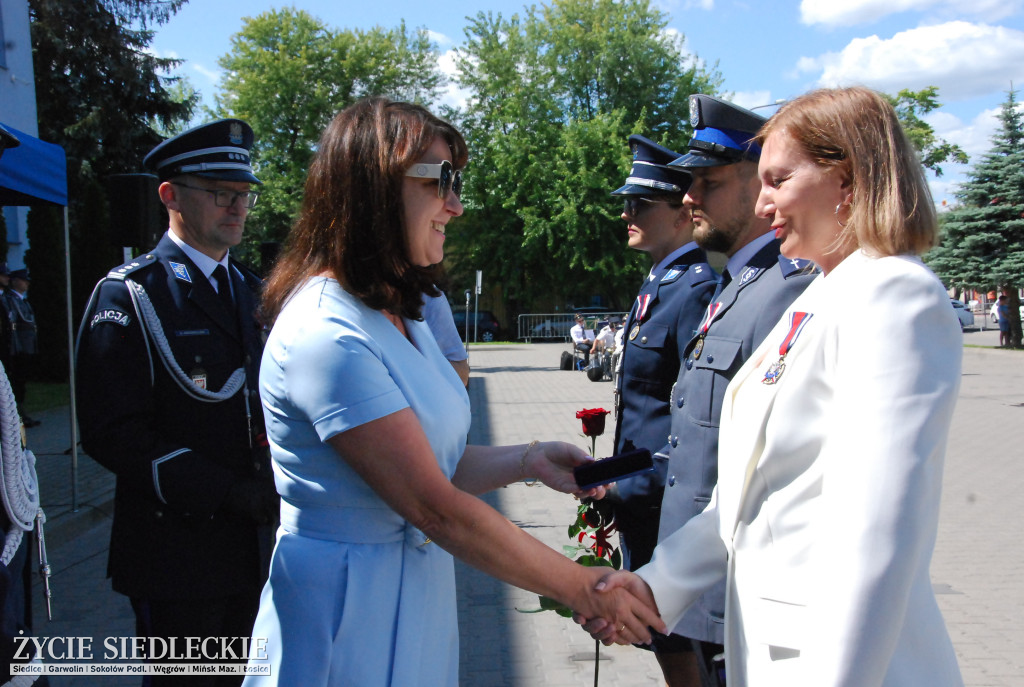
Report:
626,323,670,382
689,337,742,425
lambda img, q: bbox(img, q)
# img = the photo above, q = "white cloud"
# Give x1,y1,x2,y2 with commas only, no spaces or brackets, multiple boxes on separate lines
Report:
427,30,453,47
799,0,1022,27
192,64,222,84
437,48,471,111
801,22,1024,101
729,90,774,111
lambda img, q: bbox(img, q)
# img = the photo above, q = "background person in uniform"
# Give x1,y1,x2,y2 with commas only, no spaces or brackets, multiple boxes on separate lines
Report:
585,85,965,687
596,134,716,684
243,97,663,686
0,263,12,383
578,95,817,687
75,119,275,685
570,313,595,366
590,316,619,355
3,268,39,427
422,290,470,385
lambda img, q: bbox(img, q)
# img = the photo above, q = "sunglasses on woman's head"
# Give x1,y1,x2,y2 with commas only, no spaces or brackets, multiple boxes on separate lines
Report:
405,159,463,198
623,196,670,218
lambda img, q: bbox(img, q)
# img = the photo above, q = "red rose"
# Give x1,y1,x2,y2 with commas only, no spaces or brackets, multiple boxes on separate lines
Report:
575,408,610,438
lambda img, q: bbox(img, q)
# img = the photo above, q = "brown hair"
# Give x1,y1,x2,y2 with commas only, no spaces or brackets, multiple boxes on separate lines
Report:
262,97,468,322
757,86,936,258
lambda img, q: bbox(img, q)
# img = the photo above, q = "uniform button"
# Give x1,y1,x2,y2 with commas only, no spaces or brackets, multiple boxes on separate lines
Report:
245,354,252,365
686,359,693,370
668,475,676,487
670,436,678,448
677,397,684,408
253,462,262,471
154,510,163,518
641,336,648,344
707,355,714,363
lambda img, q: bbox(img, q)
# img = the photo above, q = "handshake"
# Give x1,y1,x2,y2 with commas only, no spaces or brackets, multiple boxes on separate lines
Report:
572,568,668,646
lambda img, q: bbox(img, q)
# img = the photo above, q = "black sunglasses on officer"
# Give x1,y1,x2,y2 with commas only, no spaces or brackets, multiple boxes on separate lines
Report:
405,160,463,198
623,196,681,219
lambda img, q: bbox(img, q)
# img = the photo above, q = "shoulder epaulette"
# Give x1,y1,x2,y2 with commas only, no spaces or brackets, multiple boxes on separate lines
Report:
687,263,716,286
778,255,819,278
106,253,159,281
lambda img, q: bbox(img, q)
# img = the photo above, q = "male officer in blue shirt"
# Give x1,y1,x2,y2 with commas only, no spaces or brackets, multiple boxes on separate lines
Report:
76,119,275,685
653,95,818,686
604,134,716,574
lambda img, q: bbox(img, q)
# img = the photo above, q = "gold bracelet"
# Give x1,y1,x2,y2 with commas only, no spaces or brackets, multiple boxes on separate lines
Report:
520,440,540,486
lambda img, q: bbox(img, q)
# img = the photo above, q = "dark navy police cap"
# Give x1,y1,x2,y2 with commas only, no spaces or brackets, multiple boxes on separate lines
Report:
612,135,691,196
671,94,767,169
9,268,30,282
144,119,261,184
0,263,9,276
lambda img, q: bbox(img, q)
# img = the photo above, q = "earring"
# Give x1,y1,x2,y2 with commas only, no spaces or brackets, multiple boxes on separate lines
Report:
835,203,849,228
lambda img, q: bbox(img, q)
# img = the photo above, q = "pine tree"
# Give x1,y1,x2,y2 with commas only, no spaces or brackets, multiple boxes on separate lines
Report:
928,87,1024,347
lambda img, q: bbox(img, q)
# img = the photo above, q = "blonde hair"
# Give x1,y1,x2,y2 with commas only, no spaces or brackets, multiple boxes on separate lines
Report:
757,86,936,257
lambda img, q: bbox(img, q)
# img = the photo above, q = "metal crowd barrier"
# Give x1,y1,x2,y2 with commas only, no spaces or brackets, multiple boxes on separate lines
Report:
517,312,629,342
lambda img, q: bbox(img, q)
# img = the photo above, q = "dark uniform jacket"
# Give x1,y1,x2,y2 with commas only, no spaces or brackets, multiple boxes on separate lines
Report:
611,245,717,570
75,234,273,600
655,238,817,643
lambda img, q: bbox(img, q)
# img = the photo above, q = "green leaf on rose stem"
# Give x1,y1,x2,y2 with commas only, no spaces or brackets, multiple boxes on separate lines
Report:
610,547,622,570
568,523,582,538
539,595,573,617
575,554,614,568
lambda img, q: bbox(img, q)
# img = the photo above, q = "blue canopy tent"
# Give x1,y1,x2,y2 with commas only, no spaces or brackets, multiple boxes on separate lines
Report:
0,121,82,508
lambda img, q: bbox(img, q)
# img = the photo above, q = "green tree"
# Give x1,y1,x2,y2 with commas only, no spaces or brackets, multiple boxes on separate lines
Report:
27,0,195,378
885,87,968,177
215,8,444,263
927,87,1024,347
448,0,720,322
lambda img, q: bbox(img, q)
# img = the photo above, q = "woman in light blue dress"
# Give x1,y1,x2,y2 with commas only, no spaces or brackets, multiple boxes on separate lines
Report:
243,98,665,687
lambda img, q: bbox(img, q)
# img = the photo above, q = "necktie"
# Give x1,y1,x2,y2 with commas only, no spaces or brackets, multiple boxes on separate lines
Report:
213,265,233,309
713,268,731,300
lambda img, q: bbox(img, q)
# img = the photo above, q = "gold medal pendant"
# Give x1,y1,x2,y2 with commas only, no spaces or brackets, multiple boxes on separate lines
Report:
692,336,705,360
629,324,640,341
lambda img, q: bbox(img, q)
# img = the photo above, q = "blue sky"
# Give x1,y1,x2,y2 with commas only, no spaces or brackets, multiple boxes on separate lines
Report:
150,0,1024,205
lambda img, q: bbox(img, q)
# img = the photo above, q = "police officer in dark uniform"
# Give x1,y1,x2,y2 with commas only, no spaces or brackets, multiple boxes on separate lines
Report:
605,135,716,568
3,268,39,427
75,119,276,685
652,96,818,686
592,134,716,682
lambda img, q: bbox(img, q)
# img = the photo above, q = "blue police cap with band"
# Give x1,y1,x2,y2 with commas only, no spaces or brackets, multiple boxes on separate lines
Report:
611,135,691,196
670,94,767,169
144,118,261,184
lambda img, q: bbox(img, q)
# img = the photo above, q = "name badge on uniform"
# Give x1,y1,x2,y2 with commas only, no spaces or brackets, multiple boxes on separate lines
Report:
762,312,813,385
190,366,207,389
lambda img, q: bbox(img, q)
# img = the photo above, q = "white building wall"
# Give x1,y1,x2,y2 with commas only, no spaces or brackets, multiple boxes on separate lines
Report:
0,0,39,270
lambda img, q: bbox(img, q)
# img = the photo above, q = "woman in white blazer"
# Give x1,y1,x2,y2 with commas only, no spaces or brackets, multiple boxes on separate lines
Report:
583,87,965,686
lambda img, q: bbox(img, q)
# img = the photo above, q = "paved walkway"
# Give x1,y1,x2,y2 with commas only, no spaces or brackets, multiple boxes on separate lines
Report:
21,327,1023,685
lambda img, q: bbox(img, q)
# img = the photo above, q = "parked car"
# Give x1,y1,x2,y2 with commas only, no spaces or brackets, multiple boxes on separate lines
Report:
989,302,1024,323
452,309,501,342
950,299,974,329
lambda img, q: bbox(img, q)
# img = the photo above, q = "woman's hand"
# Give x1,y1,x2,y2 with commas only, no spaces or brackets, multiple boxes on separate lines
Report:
527,441,607,499
571,568,666,645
